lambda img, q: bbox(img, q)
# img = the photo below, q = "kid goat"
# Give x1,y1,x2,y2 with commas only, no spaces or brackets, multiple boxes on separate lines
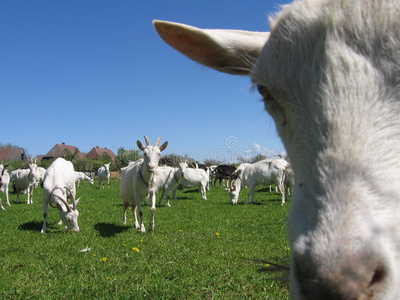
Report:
120,136,168,233
41,157,80,233
154,0,400,298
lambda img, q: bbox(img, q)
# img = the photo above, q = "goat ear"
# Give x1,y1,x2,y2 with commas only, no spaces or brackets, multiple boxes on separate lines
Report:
75,197,81,207
159,141,168,152
153,20,269,75
137,140,146,151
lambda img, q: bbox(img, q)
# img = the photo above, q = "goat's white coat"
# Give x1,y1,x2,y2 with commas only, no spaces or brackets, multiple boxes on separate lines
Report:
227,159,287,205
154,1,400,297
75,171,94,186
12,162,38,204
98,163,110,188
0,164,10,210
119,136,168,233
41,158,80,233
150,162,186,207
178,164,209,200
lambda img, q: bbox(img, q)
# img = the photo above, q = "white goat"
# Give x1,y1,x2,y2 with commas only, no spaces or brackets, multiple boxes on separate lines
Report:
13,159,38,204
41,157,80,234
154,2,400,297
33,167,46,188
120,136,168,233
75,171,94,186
0,164,10,210
176,163,209,200
98,163,110,188
226,159,287,205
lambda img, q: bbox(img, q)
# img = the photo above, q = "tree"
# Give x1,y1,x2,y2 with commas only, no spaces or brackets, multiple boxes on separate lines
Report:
116,147,142,168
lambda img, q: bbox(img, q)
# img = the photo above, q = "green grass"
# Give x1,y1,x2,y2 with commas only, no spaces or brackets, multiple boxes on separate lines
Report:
0,179,290,299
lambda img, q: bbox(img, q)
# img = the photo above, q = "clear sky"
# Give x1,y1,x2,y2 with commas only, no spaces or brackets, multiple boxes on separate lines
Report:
1,0,290,163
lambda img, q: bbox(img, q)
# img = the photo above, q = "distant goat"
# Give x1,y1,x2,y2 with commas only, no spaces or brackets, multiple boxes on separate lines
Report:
0,164,10,210
154,1,400,297
98,163,110,188
226,159,288,205
151,161,187,207
212,165,237,188
75,171,94,186
41,158,80,233
177,162,209,200
120,136,168,233
13,159,38,204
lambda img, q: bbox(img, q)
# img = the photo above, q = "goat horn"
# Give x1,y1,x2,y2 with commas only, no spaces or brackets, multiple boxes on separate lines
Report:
51,193,72,212
64,186,76,210
144,135,151,146
155,137,161,147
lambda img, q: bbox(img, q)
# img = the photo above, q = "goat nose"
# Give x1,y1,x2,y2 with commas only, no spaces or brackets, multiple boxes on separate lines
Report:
293,250,388,299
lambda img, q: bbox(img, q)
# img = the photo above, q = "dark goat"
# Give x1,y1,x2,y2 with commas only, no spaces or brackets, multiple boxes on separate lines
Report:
212,165,237,188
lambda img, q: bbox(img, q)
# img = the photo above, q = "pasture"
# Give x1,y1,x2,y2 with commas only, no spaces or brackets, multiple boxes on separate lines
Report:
0,178,290,299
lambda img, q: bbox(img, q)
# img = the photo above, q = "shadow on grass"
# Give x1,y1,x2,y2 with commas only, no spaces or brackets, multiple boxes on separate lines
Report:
94,222,129,238
19,221,43,231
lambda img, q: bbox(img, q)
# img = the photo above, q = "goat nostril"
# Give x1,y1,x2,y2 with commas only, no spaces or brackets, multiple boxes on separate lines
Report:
369,266,386,288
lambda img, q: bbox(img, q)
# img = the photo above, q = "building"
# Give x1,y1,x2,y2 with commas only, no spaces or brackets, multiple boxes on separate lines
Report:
86,146,116,162
0,147,27,161
40,143,84,161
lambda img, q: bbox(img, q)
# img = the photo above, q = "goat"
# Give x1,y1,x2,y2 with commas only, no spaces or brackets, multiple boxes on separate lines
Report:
212,165,237,188
0,164,10,210
13,159,38,204
154,2,400,297
176,162,209,200
151,161,187,207
120,136,168,233
226,159,287,205
98,163,110,188
75,171,94,187
41,157,80,233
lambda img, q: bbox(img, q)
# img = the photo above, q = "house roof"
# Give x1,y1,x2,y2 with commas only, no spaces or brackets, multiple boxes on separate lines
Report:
43,143,80,159
86,146,116,161
0,148,26,161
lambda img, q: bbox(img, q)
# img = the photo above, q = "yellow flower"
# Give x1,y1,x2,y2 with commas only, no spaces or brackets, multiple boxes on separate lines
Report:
122,244,127,247
132,247,140,253
266,264,271,267
101,257,108,262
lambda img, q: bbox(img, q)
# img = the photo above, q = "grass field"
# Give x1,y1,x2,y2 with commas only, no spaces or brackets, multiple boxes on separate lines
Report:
0,178,291,299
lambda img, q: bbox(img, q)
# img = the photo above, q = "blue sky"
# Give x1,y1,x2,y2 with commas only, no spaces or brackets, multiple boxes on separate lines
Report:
1,0,290,163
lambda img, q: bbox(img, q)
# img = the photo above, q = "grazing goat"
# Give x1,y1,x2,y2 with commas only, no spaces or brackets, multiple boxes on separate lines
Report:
120,136,168,233
41,158,80,233
0,164,10,210
13,159,38,204
177,163,209,200
226,159,288,205
154,1,400,297
98,163,110,188
75,171,94,186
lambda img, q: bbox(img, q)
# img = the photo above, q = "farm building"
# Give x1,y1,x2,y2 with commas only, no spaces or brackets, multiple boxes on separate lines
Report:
86,146,116,162
0,147,27,161
40,142,85,161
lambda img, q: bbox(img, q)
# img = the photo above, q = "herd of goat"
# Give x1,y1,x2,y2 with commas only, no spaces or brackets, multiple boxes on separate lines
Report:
0,136,292,234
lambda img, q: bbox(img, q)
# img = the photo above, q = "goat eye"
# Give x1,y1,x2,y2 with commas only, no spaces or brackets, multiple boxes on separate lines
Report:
256,85,271,99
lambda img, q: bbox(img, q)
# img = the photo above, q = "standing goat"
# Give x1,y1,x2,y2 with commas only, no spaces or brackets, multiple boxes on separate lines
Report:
41,157,80,234
151,161,187,207
0,164,10,210
13,159,38,204
177,162,209,200
154,1,400,297
98,163,110,188
226,159,288,205
120,136,168,233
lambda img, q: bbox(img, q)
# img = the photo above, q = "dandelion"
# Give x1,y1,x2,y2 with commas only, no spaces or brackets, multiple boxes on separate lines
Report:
132,247,140,253
101,257,108,262
266,264,271,268
140,239,143,242
286,247,291,251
